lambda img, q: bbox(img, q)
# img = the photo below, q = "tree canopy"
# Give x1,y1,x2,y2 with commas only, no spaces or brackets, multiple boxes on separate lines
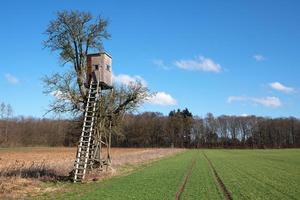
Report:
43,10,148,119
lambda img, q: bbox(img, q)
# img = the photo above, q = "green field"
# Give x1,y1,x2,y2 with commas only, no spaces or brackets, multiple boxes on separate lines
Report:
41,149,300,200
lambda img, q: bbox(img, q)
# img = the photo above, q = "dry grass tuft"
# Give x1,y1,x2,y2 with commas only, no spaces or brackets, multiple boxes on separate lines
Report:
1,160,57,180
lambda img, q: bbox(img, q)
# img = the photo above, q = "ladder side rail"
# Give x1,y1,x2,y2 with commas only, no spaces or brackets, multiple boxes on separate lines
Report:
74,80,96,181
81,81,99,179
75,82,93,156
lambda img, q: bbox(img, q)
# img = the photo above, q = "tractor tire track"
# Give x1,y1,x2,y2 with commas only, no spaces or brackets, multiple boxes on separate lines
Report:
175,155,197,200
202,152,233,200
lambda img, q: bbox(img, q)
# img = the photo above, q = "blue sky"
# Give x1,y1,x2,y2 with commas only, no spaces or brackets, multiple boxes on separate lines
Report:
0,0,299,118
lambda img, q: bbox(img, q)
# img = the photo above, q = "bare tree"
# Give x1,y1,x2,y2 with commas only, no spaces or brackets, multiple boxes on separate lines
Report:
4,104,13,142
204,113,218,147
0,103,13,144
42,10,148,127
0,103,5,119
218,115,229,147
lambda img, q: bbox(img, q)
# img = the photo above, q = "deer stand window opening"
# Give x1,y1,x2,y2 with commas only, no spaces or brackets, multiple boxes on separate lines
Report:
73,52,113,182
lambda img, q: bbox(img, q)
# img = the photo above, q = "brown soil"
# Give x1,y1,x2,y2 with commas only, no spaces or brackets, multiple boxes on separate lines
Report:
0,147,183,199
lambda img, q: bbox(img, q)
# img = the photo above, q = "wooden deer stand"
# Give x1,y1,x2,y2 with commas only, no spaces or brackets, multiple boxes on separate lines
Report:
73,52,113,182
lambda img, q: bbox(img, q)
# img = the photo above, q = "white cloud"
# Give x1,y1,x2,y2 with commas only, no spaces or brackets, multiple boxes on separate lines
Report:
252,97,281,107
175,56,222,73
113,74,147,87
269,82,295,94
240,113,249,117
113,74,176,106
227,96,247,103
5,73,19,84
153,59,170,70
50,90,72,103
253,54,266,61
228,96,282,108
147,92,177,106
50,90,71,101
51,90,63,99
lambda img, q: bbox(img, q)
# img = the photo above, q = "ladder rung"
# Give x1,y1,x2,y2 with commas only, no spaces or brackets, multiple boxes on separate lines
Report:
78,149,90,153
75,166,86,169
76,158,85,162
78,145,90,149
77,153,89,156
76,157,89,160
75,164,88,168
81,132,92,135
76,155,89,158
80,133,93,135
78,150,90,154
78,145,90,148
79,138,91,141
83,122,92,125
75,161,89,164
75,167,86,170
86,111,95,113
80,135,93,138
80,140,91,143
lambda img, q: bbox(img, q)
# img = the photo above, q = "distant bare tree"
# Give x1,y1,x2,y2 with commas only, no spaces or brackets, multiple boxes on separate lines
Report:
204,113,218,147
4,104,13,142
192,117,205,148
0,103,5,119
0,103,13,145
218,115,229,147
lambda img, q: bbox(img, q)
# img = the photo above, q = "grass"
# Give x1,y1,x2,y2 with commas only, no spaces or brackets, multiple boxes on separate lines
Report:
204,149,300,200
0,147,182,199
40,150,196,200
181,152,223,199
8,148,300,200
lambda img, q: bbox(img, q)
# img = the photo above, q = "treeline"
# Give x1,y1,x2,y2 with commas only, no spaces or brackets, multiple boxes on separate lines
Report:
0,102,81,147
0,108,299,148
0,117,78,147
116,109,300,148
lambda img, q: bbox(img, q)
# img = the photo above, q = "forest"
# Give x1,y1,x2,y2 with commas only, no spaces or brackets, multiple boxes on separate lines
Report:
0,102,299,148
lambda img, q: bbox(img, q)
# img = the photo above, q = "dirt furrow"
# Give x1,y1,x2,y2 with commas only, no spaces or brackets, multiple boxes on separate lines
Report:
202,152,233,200
175,156,197,200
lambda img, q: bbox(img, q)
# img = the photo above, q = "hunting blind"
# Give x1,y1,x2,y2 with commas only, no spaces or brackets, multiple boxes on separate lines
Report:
73,52,113,182
87,52,113,89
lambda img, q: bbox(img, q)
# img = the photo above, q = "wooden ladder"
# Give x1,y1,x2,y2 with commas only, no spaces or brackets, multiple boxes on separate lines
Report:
73,81,99,182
